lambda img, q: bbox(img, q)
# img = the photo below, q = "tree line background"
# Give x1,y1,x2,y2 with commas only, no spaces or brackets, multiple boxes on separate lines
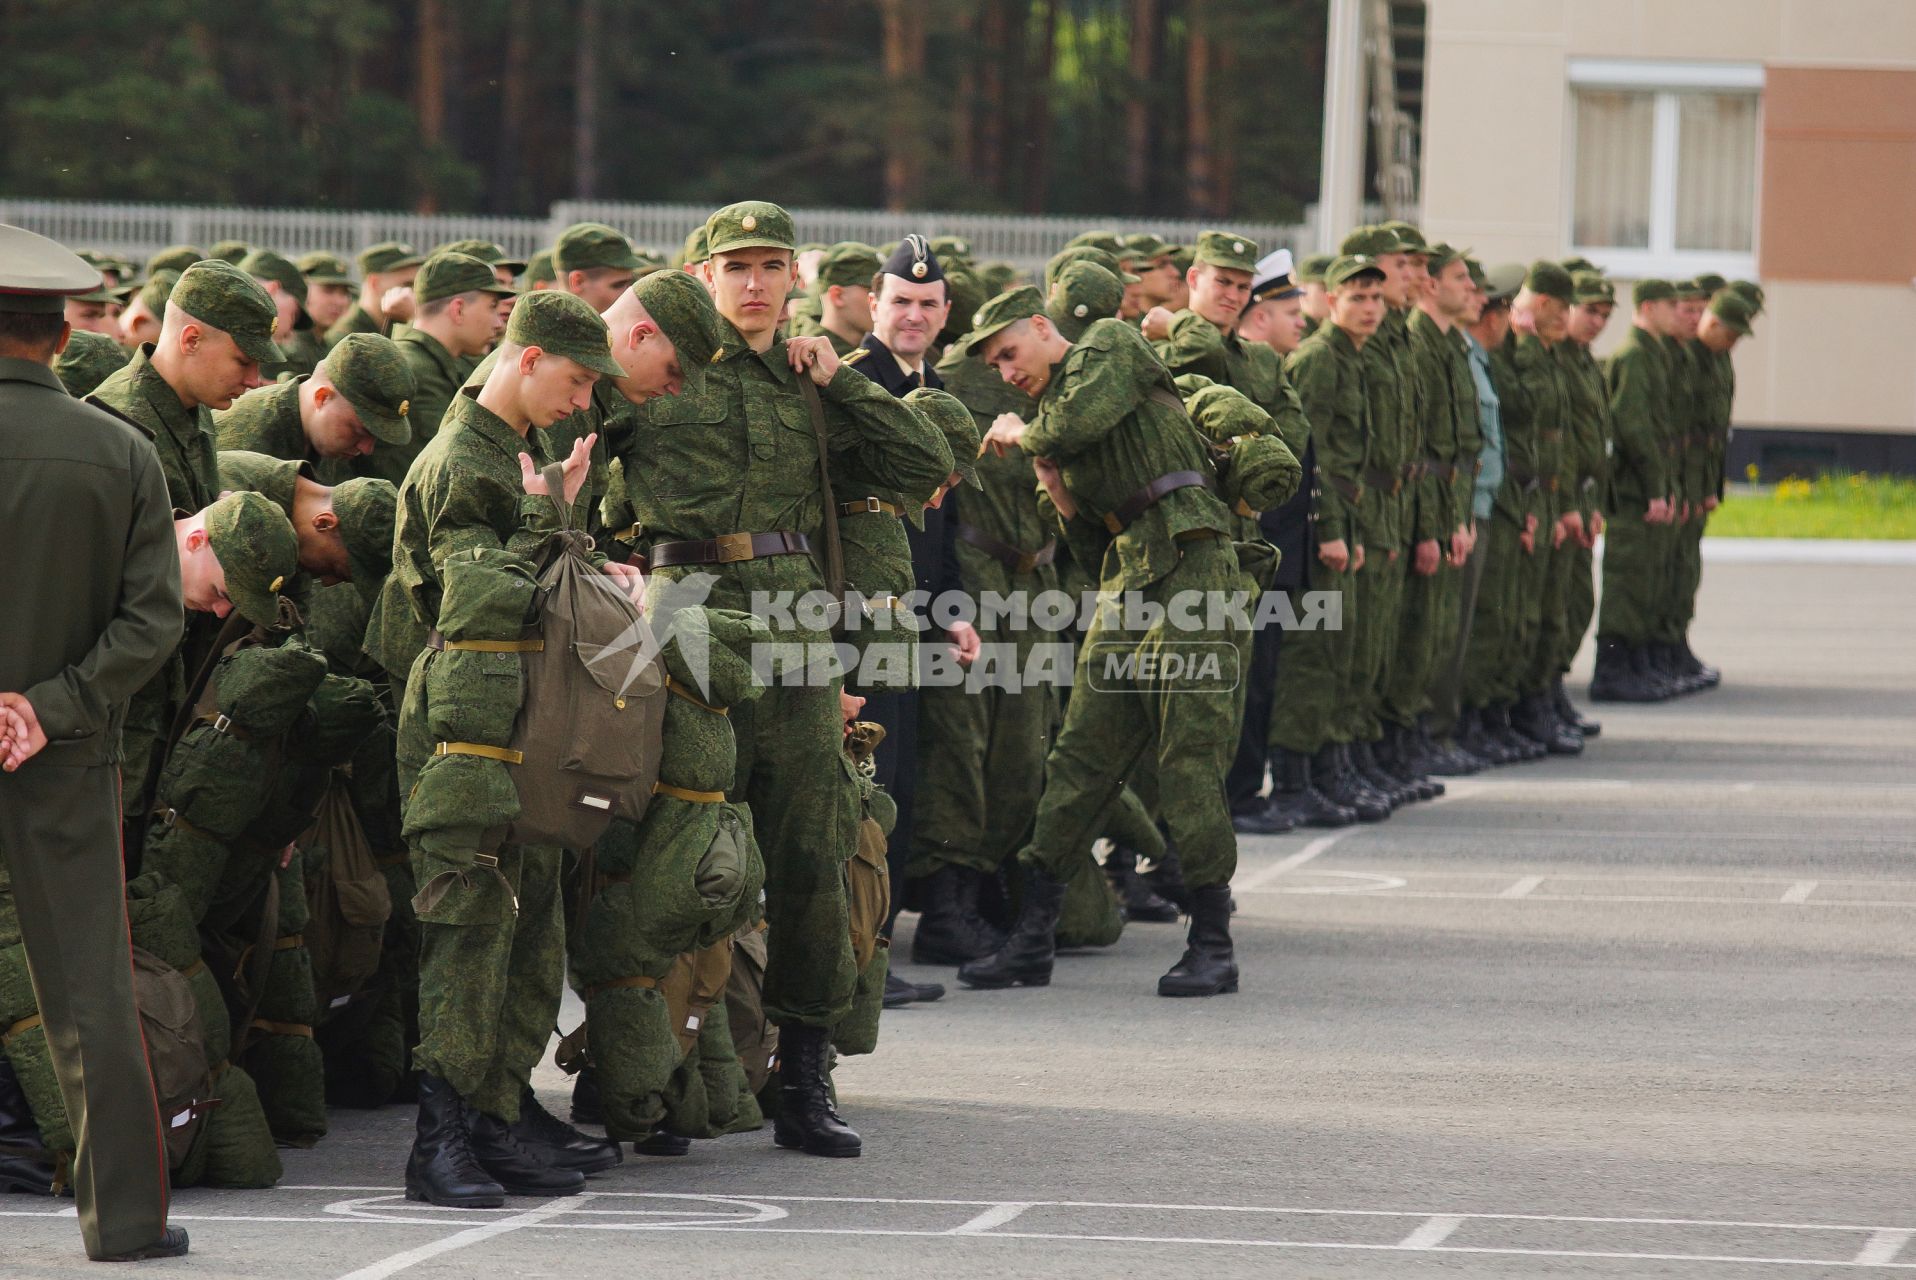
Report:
1,0,1326,220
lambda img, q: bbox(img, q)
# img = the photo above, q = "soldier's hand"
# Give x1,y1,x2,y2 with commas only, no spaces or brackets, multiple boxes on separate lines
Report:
1031,455,1076,519
519,431,598,506
381,285,416,324
1352,543,1366,572
1519,528,1536,554
1141,306,1178,342
1703,495,1720,513
1647,497,1672,524
1413,539,1441,575
786,335,840,386
0,693,48,772
1448,527,1470,567
983,413,1027,457
603,560,645,606
1588,510,1606,540
1317,538,1350,572
946,620,982,668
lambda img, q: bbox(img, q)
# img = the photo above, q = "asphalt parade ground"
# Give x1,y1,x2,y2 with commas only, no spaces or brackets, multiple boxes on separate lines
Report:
6,555,1915,1279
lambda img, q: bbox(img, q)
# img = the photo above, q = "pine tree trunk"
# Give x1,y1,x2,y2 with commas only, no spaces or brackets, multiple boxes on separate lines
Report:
980,0,1010,197
573,0,602,200
879,0,927,210
493,0,533,212
414,0,446,212
1184,0,1214,217
1125,0,1160,210
1023,0,1059,212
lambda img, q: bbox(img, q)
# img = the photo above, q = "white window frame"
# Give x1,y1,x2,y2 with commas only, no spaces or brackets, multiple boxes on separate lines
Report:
1565,59,1763,280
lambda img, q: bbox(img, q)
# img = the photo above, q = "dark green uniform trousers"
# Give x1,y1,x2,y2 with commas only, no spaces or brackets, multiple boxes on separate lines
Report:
1666,515,1707,643
1347,553,1404,742
0,764,169,1260
1268,576,1354,754
1386,558,1460,729
1526,533,1576,694
1560,540,1596,676
1431,532,1491,731
1597,509,1662,645
1025,540,1247,890
1462,516,1525,709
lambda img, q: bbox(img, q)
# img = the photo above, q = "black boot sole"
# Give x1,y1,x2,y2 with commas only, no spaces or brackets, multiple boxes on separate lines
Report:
406,1181,506,1209
633,1132,691,1157
773,1126,862,1158
956,967,1051,989
524,1145,623,1175
909,940,999,966
1157,976,1239,997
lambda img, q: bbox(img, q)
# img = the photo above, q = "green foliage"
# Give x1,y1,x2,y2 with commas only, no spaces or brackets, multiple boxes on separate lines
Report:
0,0,1325,219
1711,474,1916,540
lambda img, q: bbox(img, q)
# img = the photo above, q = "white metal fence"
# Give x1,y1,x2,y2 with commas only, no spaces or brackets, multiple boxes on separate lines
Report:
0,197,1316,277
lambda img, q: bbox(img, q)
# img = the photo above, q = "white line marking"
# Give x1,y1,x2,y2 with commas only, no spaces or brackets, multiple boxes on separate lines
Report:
945,1202,1034,1234
1859,1230,1914,1265
333,1194,588,1280
1781,880,1819,903
1235,832,1353,891
1397,1214,1465,1249
1499,875,1545,899
1236,888,1916,908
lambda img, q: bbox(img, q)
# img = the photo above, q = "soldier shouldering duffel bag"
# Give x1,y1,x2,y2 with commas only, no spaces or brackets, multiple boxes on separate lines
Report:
431,462,668,850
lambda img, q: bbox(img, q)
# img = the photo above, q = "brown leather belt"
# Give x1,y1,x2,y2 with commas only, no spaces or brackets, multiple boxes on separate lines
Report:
955,522,1057,574
650,530,811,567
1422,457,1458,483
1505,465,1542,495
838,496,902,518
1363,466,1403,496
1101,470,1209,534
1324,474,1363,505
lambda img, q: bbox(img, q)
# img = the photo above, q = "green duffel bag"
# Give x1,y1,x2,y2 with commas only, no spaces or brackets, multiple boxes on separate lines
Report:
1054,849,1125,950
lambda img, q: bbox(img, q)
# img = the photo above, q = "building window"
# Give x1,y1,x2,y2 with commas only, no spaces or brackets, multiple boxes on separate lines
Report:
1567,60,1762,277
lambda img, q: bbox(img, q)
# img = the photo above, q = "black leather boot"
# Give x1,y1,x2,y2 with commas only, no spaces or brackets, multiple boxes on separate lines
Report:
468,1109,586,1196
511,1083,622,1174
1350,739,1411,807
0,1057,55,1196
1269,747,1356,828
1156,884,1238,997
1589,638,1659,703
1314,745,1388,822
1140,844,1193,914
1512,691,1583,755
1422,716,1484,776
1102,846,1179,922
97,1228,190,1261
1231,794,1298,835
1553,676,1601,737
884,971,946,1006
958,864,1068,989
1633,644,1682,698
1455,706,1512,767
1678,638,1721,689
1483,703,1541,760
632,1129,691,1157
910,864,1007,964
772,1023,862,1157
405,1073,507,1208
569,1065,604,1127
1383,724,1443,799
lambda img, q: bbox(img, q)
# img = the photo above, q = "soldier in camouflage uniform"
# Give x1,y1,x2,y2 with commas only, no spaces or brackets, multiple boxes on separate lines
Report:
296,252,356,351
214,332,415,484
238,250,324,379
792,242,881,356
326,242,421,345
368,291,636,1209
1675,287,1757,687
618,202,949,1156
1553,270,1618,735
952,286,1251,1000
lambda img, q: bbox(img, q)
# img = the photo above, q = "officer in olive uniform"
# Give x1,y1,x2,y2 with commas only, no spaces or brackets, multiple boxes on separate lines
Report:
214,332,415,483
0,224,188,1262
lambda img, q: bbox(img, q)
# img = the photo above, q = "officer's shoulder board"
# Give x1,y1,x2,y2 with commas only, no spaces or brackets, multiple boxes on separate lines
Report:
843,347,871,366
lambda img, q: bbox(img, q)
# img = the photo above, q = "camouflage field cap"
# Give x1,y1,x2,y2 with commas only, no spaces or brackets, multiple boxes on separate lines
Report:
325,333,416,444
1525,260,1576,304
54,328,129,395
1484,263,1528,303
1571,271,1615,306
171,259,281,365
68,275,119,305
633,267,728,368
1632,278,1676,306
332,476,400,587
1065,229,1125,257
554,222,644,274
1168,243,1196,274
505,289,625,377
904,387,983,491
1194,230,1259,275
146,245,204,277
1323,254,1387,288
1339,225,1412,257
296,251,354,285
1561,255,1598,275
1298,253,1336,285
1463,258,1488,291
679,224,710,266
954,284,1046,358
239,249,308,306
1424,242,1468,272
413,250,518,305
1046,260,1123,342
209,239,253,265
929,235,975,267
1123,232,1172,262
1674,278,1710,301
1692,272,1727,296
1044,245,1138,290
524,248,558,288
216,449,308,516
1380,220,1428,254
434,237,528,274
0,225,102,314
136,269,181,316
704,202,796,256
203,490,299,628
357,241,423,276
1708,289,1755,336
1725,279,1765,314
978,260,1023,297
818,241,882,289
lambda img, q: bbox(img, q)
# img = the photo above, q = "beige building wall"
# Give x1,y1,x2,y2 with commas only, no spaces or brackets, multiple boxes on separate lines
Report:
1420,0,1916,434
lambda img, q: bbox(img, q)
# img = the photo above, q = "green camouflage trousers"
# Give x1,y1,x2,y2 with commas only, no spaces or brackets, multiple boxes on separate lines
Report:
1023,539,1247,890
1596,509,1665,646
730,677,857,1030
1560,540,1596,676
1346,550,1406,742
412,842,565,1121
1268,577,1353,754
1384,556,1461,730
1462,515,1525,708
909,624,1059,879
1525,533,1576,694
1664,515,1707,642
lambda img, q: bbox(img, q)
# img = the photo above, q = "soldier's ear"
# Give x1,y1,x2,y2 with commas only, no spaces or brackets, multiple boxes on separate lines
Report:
313,510,339,533
185,527,209,553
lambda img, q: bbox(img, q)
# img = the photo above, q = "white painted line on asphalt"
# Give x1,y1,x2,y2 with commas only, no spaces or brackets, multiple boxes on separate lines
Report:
945,1202,1034,1234
1499,876,1545,899
333,1193,590,1280
1858,1230,1914,1266
1701,537,1916,566
1397,1213,1465,1248
1781,880,1819,904
1234,831,1355,892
